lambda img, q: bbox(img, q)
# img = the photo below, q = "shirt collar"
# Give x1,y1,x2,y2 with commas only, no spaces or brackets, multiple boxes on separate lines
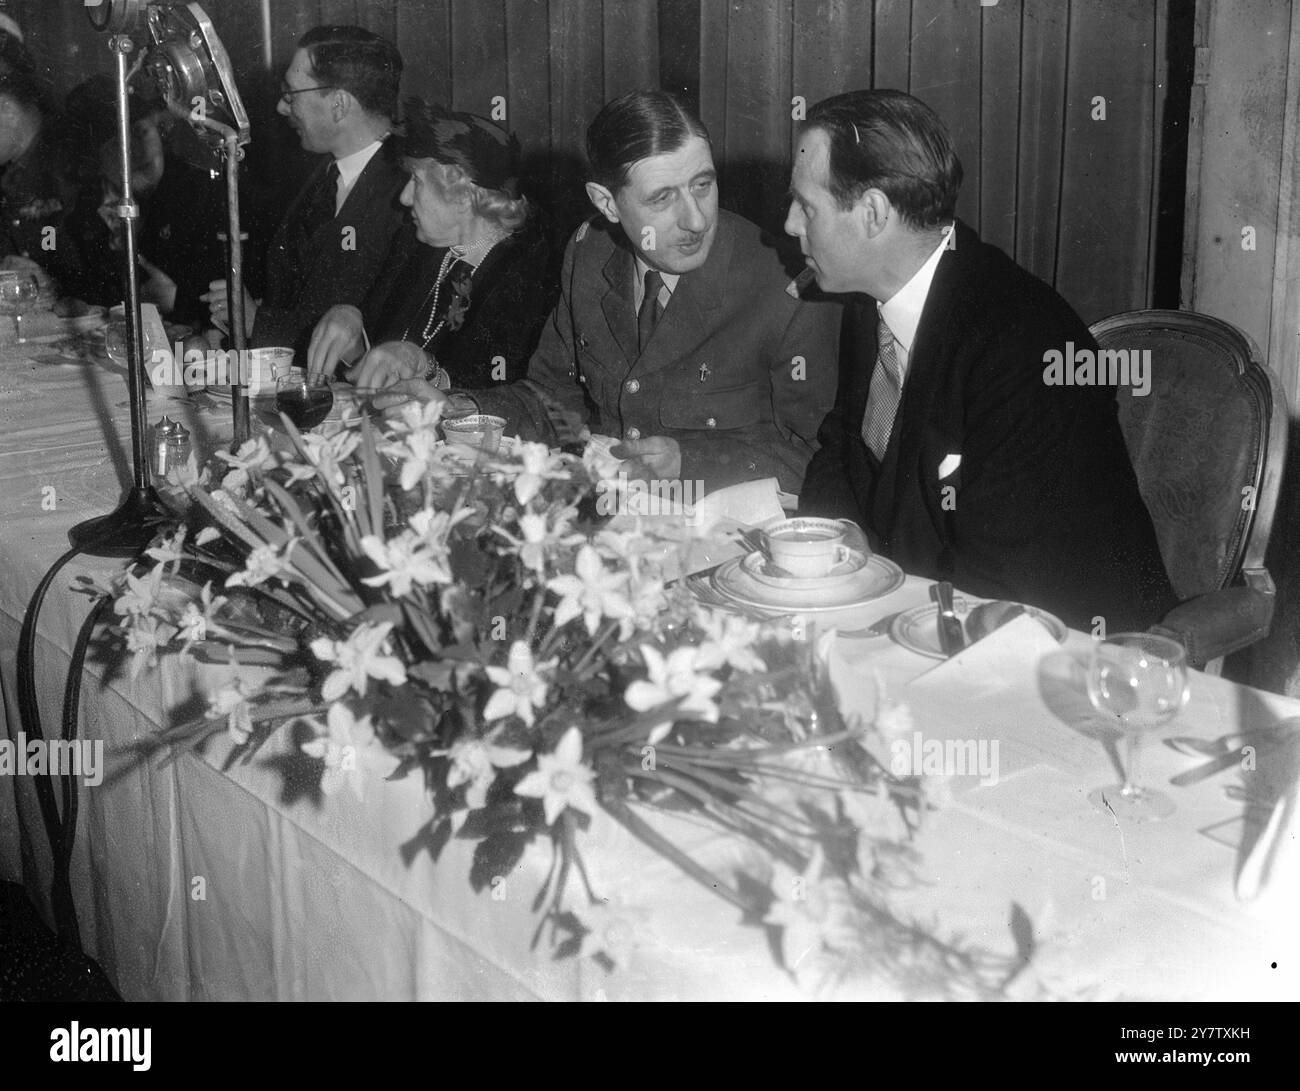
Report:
634,254,680,298
878,223,954,355
334,140,384,194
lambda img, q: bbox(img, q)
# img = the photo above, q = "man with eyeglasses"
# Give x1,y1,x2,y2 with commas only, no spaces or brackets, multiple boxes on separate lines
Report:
203,25,406,360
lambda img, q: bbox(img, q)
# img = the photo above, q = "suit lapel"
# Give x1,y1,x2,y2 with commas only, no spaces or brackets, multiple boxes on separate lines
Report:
879,233,966,552
632,214,732,377
599,243,639,367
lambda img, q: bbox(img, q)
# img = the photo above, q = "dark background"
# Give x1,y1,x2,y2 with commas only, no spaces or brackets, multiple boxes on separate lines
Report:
2,0,1194,323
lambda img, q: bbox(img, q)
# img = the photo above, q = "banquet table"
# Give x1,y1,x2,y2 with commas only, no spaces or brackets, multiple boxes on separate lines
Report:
1,324,1297,1002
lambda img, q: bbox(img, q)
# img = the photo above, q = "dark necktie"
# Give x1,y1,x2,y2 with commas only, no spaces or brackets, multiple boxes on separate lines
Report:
861,316,903,460
638,268,663,353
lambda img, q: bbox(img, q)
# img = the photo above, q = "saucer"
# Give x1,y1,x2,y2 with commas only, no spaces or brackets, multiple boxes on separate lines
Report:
891,600,1067,659
711,551,904,612
741,548,868,590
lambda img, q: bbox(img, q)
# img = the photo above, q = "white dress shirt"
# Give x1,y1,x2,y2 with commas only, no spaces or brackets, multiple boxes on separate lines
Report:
333,140,385,214
877,223,955,382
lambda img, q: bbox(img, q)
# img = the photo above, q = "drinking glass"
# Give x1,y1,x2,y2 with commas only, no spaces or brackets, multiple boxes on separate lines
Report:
1086,632,1190,821
0,274,40,343
275,372,334,430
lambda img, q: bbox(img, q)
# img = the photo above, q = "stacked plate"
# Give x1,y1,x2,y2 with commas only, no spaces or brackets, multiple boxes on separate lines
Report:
710,547,904,612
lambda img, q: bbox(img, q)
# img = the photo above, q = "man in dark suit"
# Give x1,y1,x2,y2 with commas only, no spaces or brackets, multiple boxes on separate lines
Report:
353,90,840,495
792,90,1175,632
204,25,406,359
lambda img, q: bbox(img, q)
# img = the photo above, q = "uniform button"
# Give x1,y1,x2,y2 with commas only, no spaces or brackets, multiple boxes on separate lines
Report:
625,379,640,394
705,417,717,428
625,426,641,441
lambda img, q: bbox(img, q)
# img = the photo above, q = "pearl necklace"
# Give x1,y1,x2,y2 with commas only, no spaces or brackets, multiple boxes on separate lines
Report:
403,229,511,350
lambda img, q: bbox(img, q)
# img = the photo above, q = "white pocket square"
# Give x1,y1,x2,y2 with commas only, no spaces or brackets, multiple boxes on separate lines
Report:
938,453,962,480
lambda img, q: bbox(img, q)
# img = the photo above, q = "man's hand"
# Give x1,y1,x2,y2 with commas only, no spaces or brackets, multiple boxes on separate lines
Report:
307,304,366,379
200,279,257,337
345,340,445,408
139,255,177,315
614,435,682,481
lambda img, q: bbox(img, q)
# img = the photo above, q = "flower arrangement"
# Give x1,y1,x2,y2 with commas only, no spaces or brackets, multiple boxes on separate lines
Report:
83,400,1031,997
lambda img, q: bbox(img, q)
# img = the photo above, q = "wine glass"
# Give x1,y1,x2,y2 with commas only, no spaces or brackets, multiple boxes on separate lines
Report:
0,274,40,343
1086,632,1190,821
275,372,334,430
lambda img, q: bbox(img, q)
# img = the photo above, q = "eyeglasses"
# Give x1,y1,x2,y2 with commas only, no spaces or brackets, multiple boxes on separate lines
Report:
280,84,336,104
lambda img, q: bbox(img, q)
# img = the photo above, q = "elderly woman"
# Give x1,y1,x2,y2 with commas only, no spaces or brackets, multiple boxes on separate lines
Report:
306,100,553,388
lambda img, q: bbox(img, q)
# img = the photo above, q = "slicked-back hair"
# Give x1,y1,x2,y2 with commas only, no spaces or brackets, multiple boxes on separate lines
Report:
803,89,962,229
299,25,402,122
586,89,710,193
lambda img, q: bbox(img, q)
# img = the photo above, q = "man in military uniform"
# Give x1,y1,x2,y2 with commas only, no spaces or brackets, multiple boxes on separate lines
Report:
352,90,841,495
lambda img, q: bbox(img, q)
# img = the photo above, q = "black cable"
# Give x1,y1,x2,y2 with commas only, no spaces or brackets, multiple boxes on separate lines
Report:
14,532,119,947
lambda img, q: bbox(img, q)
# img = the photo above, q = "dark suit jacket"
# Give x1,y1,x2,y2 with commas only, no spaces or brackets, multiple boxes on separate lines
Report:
800,221,1176,632
253,141,407,359
472,209,841,494
363,213,555,388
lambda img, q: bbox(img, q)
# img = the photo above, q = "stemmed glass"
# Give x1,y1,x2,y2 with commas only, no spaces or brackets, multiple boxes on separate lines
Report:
1087,632,1190,821
275,372,334,430
0,274,40,343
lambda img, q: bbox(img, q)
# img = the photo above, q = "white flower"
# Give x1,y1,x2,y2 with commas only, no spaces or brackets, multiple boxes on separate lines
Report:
694,610,766,674
310,620,407,701
360,531,451,597
624,644,723,744
113,567,163,618
144,525,188,567
513,726,598,825
764,849,863,991
215,435,276,475
511,441,570,504
205,672,261,744
483,641,555,727
577,897,656,971
437,735,532,810
283,430,360,489
388,398,445,435
175,581,227,651
547,544,634,636
496,509,581,574
619,574,668,639
300,705,374,798
123,615,164,679
226,539,296,589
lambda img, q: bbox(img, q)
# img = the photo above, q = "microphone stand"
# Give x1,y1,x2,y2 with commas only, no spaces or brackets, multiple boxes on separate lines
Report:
67,33,159,558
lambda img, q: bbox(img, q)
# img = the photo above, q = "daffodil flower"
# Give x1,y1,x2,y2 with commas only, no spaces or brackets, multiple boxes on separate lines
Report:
360,531,452,597
310,620,408,701
483,641,555,727
625,644,722,744
436,734,532,810
511,441,570,505
215,434,276,475
577,897,656,971
513,726,598,825
380,426,442,491
225,539,297,589
496,510,580,574
547,544,634,636
113,567,163,619
205,672,261,744
300,704,374,798
693,610,766,674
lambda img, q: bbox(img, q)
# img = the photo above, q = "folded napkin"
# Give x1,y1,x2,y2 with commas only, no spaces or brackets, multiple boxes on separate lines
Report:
914,612,1063,692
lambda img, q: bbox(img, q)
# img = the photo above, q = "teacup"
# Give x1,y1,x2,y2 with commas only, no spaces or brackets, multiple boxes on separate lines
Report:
764,517,855,579
442,413,507,453
244,347,295,397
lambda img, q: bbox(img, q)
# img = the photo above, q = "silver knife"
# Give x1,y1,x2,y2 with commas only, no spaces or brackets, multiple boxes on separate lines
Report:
934,581,966,657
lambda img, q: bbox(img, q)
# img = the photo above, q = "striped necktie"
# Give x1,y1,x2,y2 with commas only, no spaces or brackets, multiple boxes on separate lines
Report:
861,316,903,460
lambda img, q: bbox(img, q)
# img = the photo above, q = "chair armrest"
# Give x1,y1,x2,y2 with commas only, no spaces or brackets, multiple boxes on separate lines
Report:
1149,584,1276,668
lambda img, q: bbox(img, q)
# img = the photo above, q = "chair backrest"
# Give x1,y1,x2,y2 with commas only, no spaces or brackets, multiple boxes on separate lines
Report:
1089,309,1287,602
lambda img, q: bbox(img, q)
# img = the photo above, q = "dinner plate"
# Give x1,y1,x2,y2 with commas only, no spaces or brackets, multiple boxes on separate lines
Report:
711,550,904,612
890,600,1067,659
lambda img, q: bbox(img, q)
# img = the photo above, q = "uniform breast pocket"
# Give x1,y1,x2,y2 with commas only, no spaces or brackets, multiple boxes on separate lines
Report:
660,379,767,431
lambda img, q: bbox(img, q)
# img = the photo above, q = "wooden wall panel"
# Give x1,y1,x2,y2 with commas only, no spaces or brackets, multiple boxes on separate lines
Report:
3,0,1178,321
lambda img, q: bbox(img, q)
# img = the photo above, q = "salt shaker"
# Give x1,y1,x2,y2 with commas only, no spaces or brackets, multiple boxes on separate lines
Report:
152,416,191,480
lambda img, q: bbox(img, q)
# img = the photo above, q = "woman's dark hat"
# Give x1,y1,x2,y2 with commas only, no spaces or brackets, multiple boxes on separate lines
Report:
396,99,521,196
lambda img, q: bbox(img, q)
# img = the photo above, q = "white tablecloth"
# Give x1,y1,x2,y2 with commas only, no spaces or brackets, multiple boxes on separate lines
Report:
2,330,1296,1000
